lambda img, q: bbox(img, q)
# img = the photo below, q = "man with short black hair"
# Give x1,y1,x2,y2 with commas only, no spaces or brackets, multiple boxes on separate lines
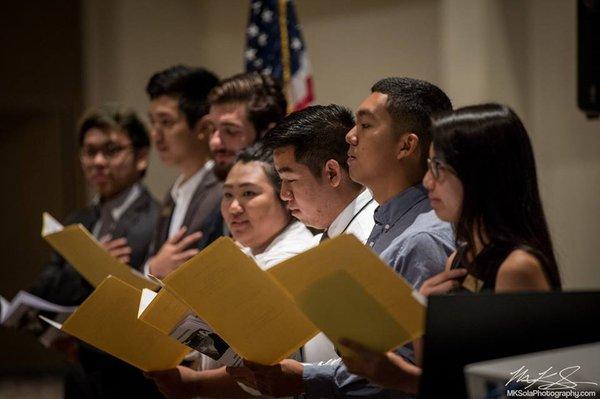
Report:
264,104,376,243
146,72,288,398
233,78,456,399
145,65,222,279
30,103,162,399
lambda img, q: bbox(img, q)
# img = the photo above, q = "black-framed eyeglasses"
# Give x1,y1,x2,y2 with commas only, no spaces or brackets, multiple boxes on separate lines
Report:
427,157,455,180
80,144,133,161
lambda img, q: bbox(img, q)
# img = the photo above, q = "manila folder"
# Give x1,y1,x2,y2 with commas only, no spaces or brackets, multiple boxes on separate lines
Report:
41,212,158,291
268,234,425,355
48,275,188,371
163,237,318,365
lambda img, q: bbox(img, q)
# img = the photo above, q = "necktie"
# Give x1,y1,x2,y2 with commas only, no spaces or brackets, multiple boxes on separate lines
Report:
96,208,116,239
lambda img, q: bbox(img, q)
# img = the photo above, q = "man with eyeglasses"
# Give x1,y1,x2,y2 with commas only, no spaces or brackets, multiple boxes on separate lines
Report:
30,103,163,398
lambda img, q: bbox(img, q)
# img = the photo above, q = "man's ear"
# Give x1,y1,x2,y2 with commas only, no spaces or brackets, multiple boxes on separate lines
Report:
396,133,420,161
193,115,213,142
135,148,149,174
323,159,342,188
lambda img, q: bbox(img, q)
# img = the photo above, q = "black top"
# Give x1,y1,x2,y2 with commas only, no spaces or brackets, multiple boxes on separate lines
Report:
449,241,518,291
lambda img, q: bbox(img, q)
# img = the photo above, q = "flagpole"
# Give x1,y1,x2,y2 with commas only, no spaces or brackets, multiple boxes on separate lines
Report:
278,0,292,113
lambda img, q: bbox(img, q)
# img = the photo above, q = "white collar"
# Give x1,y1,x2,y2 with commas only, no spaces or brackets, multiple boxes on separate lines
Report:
327,189,374,239
260,220,307,255
170,160,214,202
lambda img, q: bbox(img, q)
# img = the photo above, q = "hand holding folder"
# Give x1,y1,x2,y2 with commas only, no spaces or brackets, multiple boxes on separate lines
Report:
140,234,425,366
41,212,158,291
40,275,189,371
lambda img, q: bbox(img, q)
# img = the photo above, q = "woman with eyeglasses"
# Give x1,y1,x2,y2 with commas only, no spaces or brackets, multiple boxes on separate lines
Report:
339,103,561,394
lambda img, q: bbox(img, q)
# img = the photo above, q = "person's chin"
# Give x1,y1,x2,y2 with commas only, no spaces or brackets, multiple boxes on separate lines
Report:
348,167,364,185
96,186,117,200
213,161,233,181
432,207,452,223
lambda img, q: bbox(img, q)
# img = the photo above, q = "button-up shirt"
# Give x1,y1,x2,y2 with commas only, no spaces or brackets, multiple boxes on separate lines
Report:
315,189,378,245
168,160,214,238
302,184,455,399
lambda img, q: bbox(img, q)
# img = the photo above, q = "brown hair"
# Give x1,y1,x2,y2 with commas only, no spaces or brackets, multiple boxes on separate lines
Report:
208,72,287,137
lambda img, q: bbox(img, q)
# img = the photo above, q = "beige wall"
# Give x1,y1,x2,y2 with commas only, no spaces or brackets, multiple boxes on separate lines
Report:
83,0,600,289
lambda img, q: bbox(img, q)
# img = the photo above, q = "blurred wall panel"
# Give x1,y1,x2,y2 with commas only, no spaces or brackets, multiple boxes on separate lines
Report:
0,0,85,372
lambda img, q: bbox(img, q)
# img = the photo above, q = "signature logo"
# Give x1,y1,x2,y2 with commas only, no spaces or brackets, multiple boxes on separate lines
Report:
506,366,599,391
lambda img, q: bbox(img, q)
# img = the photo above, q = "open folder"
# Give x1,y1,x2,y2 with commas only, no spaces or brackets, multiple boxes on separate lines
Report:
40,275,189,372
140,234,424,365
41,212,158,291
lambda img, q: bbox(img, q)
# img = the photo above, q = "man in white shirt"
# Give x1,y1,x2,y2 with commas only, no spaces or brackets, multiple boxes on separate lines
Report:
145,65,223,278
265,104,377,246
226,105,378,397
146,74,290,398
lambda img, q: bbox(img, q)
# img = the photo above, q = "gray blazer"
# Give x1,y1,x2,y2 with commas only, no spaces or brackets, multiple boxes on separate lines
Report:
30,185,160,306
146,168,223,258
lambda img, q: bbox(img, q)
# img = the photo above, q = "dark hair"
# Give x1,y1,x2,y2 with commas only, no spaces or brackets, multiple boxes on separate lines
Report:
371,77,452,169
78,103,150,177
146,65,219,128
234,142,284,206
431,103,561,289
263,104,355,179
208,72,287,137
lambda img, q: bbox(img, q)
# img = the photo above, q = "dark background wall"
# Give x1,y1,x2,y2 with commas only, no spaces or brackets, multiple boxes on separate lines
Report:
0,0,85,372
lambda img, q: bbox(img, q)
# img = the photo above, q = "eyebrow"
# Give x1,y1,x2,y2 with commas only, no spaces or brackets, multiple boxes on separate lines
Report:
223,182,259,189
276,166,295,173
219,121,243,128
356,109,375,118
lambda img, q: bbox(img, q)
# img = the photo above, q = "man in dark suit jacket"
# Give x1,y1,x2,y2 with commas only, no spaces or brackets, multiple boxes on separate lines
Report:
29,103,163,399
145,65,224,279
147,72,291,399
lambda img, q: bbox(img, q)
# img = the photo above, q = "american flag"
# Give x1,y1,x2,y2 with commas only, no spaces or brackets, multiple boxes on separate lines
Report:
245,0,314,111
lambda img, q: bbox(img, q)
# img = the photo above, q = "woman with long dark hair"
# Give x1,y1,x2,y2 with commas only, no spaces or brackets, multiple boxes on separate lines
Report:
422,103,561,293
339,103,561,394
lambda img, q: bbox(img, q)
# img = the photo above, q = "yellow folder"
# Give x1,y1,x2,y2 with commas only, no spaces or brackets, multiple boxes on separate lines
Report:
157,237,319,365
145,235,424,365
41,212,158,291
41,275,189,372
268,234,425,356
138,288,191,336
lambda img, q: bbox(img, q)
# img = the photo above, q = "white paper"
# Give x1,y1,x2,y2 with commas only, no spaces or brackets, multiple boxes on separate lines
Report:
1,290,76,326
38,314,64,330
42,212,64,236
138,289,157,318
0,295,9,323
412,290,427,306
38,312,71,348
169,314,243,367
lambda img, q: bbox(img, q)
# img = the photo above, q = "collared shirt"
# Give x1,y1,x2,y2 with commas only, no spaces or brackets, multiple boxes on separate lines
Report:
250,220,316,270
91,183,142,238
168,160,214,239
302,184,455,399
143,161,215,276
197,220,315,398
305,189,377,364
315,189,378,244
